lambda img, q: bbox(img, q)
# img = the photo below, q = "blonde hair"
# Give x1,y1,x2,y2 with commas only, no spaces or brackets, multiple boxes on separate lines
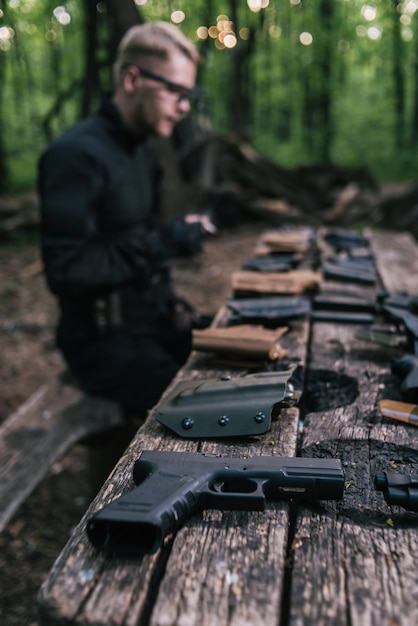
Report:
113,22,200,85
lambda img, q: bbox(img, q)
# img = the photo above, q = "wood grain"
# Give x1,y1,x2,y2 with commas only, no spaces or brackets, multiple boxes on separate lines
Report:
38,305,308,625
288,230,418,626
0,378,123,533
37,229,418,626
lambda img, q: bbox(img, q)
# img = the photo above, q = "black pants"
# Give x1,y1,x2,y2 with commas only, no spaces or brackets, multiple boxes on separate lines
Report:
57,319,192,414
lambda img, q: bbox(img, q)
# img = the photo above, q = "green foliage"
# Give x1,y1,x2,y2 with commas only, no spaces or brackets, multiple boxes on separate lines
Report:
6,152,37,191
2,0,418,190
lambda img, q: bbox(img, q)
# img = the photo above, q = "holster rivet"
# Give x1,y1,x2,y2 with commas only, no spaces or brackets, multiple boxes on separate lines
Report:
218,415,229,426
254,412,266,423
182,417,194,430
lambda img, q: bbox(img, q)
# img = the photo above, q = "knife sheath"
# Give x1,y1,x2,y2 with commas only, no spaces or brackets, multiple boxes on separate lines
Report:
231,270,321,295
192,325,288,360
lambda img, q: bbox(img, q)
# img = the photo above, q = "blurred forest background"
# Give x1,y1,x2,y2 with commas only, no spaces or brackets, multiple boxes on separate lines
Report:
1,0,418,195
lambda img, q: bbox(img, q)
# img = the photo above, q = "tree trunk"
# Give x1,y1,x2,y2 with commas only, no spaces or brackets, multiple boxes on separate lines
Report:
80,0,143,117
106,0,143,59
299,0,334,162
228,0,255,137
80,0,100,117
229,0,243,135
391,0,405,148
0,0,9,190
410,10,418,147
316,0,334,163
0,92,8,191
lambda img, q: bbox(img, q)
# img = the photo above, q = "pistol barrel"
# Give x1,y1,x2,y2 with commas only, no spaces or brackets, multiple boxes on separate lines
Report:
374,472,418,511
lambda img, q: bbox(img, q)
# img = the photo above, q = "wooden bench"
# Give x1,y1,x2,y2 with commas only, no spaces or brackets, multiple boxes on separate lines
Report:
37,228,418,626
0,374,124,534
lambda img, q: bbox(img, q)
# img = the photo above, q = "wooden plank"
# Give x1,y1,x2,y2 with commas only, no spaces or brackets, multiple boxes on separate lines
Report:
0,376,123,532
369,230,418,296
37,416,201,626
148,410,299,626
292,323,418,626
288,230,418,626
38,313,309,626
38,412,300,626
37,228,418,626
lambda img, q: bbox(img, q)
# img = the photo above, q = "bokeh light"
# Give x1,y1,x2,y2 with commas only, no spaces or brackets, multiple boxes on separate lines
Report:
367,26,382,40
299,32,313,46
361,5,377,21
171,11,185,24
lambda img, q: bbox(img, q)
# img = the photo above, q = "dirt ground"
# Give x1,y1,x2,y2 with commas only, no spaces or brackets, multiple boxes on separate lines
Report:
0,219,268,625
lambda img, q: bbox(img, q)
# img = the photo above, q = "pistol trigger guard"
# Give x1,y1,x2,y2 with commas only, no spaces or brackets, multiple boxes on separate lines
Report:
203,477,266,512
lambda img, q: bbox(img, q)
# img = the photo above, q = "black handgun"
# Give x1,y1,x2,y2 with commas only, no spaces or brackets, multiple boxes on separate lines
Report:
227,295,311,326
322,258,377,285
87,450,345,555
380,292,418,350
374,472,418,511
379,293,418,401
242,255,301,273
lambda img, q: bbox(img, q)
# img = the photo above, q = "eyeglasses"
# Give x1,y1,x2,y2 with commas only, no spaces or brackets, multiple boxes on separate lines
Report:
125,64,198,103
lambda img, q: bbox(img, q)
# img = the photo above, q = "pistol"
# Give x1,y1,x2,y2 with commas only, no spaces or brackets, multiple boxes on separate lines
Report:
374,472,418,512
87,450,345,555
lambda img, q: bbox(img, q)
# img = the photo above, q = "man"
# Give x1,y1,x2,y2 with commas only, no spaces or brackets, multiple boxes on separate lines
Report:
38,22,210,416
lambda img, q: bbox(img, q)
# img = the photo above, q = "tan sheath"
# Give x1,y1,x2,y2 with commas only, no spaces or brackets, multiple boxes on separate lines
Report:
253,229,313,255
192,324,288,360
231,269,321,295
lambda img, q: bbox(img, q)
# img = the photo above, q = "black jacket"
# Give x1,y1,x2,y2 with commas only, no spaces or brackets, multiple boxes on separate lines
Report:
38,98,202,336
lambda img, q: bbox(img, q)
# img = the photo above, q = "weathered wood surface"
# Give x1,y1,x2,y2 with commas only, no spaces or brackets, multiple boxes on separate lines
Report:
37,418,302,626
38,306,309,625
369,230,418,295
289,229,418,626
37,229,418,626
0,376,123,533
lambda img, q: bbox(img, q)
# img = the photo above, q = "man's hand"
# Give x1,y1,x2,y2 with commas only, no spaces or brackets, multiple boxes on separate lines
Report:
184,214,217,234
